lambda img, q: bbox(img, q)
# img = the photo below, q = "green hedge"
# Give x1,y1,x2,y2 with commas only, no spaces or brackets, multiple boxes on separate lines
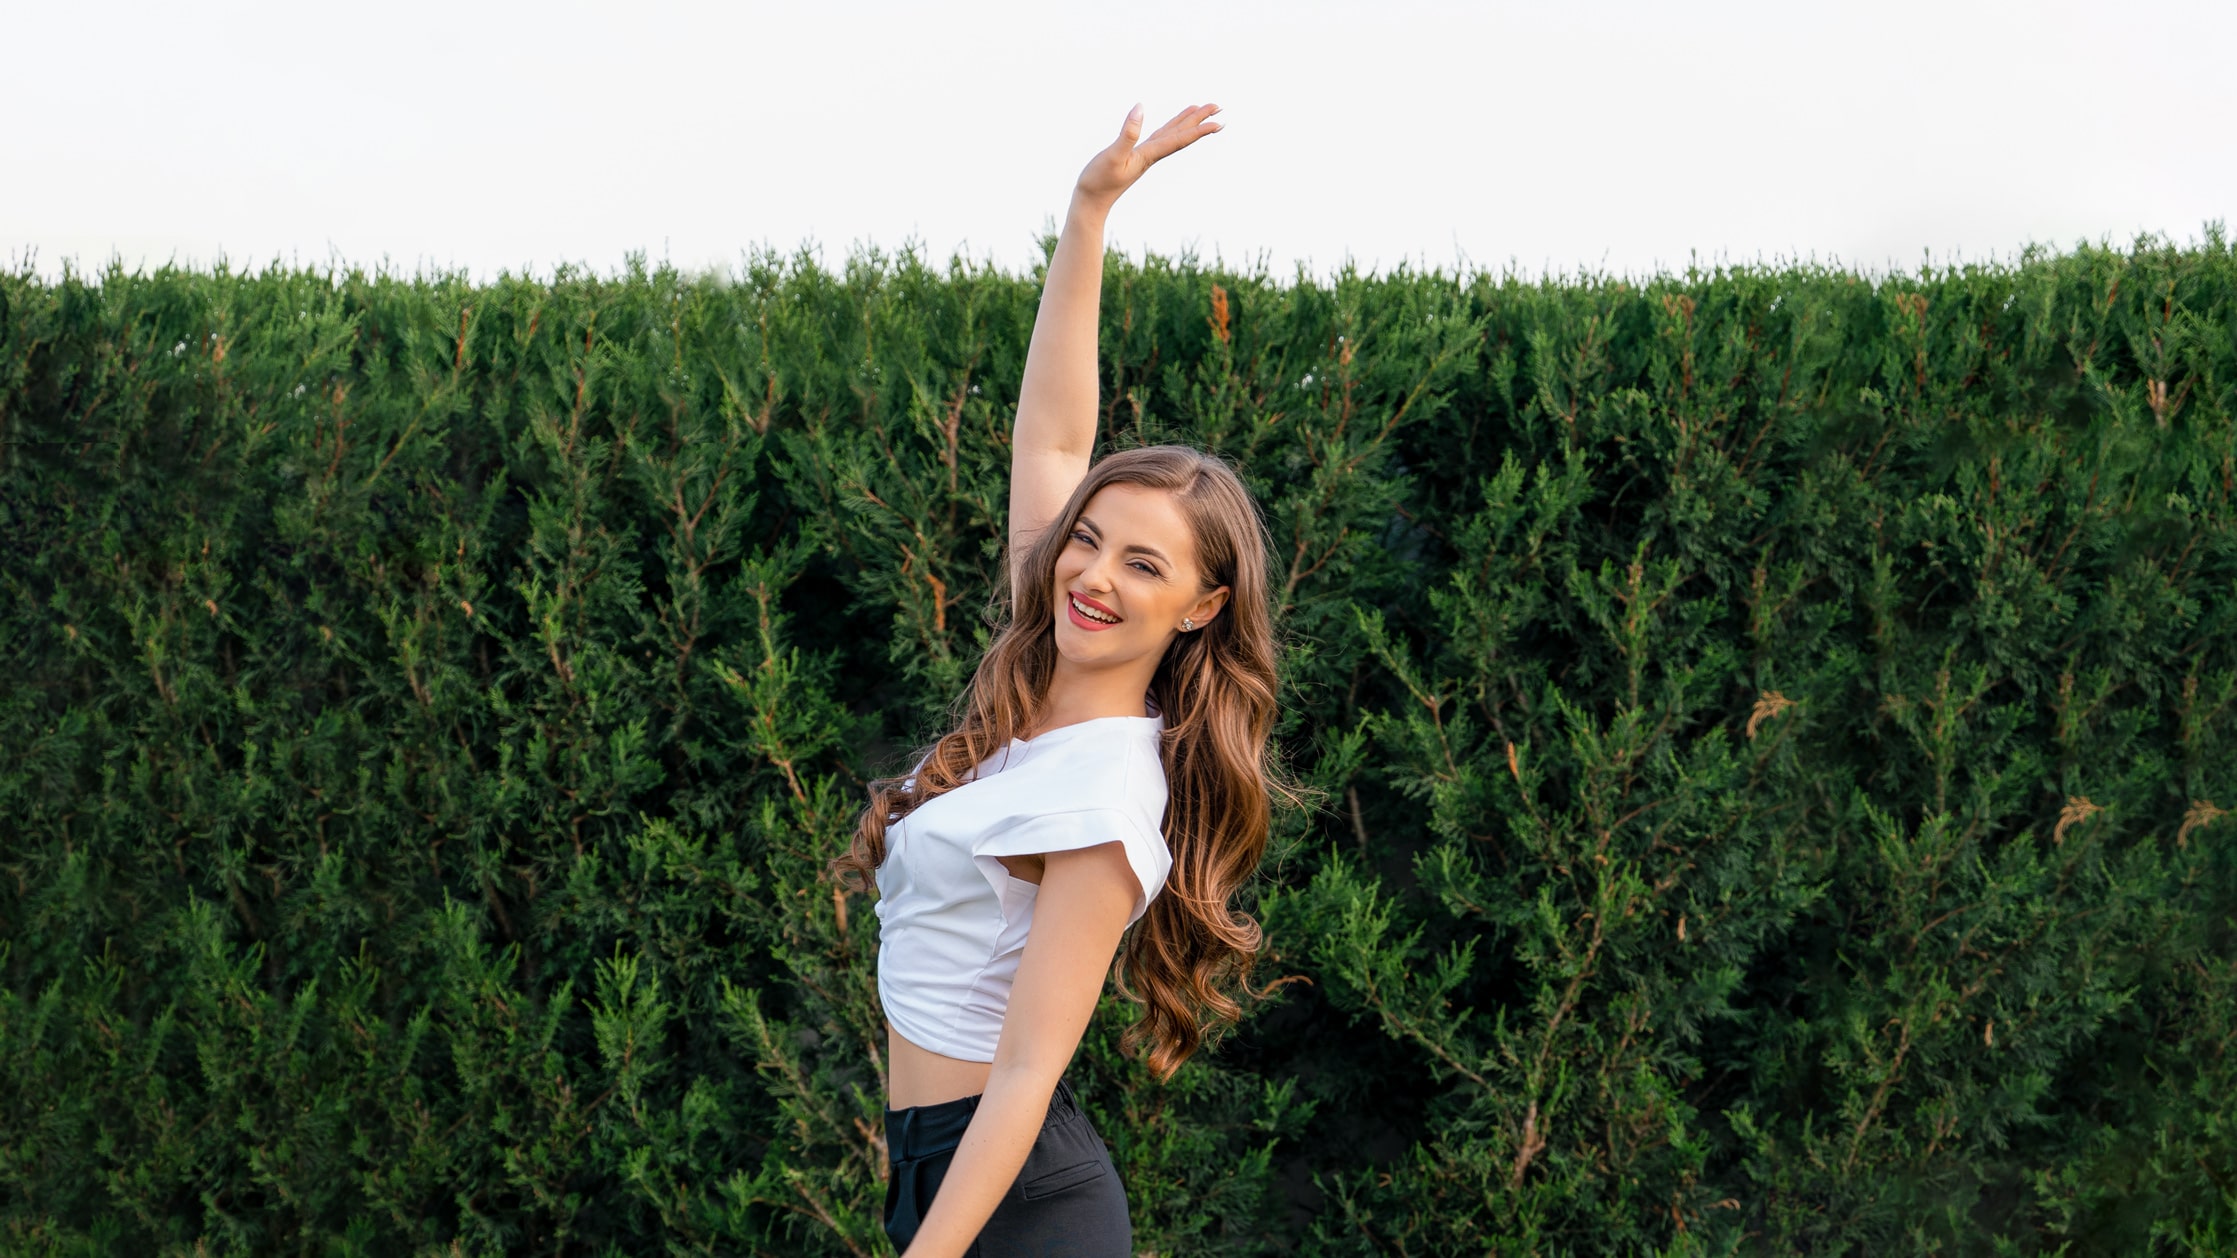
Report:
2,232,2233,1256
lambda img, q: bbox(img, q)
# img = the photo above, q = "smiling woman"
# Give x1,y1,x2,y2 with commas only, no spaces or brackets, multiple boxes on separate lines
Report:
1058,484,1222,632
822,103,1302,1258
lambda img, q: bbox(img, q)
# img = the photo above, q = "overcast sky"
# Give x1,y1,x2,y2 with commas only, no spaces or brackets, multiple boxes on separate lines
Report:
6,0,2231,284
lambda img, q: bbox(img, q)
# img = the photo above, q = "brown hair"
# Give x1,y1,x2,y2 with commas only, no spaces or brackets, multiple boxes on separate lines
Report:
828,443,1304,1079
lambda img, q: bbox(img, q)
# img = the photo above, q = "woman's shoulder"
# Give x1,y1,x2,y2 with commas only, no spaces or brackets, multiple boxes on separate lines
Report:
1019,716,1167,811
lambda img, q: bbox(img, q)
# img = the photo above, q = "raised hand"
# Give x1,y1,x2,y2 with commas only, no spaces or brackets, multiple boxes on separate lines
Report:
1009,104,1221,589
1074,103,1223,209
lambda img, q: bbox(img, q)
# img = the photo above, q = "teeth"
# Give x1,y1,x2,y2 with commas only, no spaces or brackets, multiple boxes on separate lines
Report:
1070,594,1119,624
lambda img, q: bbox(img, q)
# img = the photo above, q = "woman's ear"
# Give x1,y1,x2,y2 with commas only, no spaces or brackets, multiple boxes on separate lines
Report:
1187,585,1231,628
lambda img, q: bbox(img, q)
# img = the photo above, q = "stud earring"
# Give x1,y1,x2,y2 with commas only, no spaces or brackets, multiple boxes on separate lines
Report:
1181,617,1194,631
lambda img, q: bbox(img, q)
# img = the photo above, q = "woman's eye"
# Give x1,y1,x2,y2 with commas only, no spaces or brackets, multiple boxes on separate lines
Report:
1070,530,1156,577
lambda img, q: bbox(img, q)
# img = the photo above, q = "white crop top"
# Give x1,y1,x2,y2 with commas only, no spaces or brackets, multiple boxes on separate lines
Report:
872,712,1172,1062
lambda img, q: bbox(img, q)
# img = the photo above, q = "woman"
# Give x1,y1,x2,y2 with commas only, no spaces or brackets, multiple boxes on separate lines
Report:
826,102,1292,1256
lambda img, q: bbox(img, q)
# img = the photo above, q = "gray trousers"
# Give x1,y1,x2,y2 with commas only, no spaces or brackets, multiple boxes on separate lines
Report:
882,1075,1132,1256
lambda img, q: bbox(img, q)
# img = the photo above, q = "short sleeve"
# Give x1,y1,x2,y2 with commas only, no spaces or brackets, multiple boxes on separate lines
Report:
973,807,1171,926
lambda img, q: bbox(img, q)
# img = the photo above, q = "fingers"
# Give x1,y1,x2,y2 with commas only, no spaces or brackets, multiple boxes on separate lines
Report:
1114,102,1144,149
1132,102,1222,164
1081,100,1219,202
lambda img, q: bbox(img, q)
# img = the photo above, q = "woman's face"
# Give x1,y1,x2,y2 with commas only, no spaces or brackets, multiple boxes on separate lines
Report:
1051,483,1229,665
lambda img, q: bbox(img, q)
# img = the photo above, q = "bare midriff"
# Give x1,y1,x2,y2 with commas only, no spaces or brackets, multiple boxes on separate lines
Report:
887,1028,996,1109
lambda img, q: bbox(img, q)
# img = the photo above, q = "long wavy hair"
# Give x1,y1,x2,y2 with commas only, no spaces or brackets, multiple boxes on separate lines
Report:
828,443,1304,1079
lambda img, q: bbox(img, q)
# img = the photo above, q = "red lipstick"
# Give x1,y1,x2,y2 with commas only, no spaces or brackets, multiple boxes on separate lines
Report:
1065,591,1122,631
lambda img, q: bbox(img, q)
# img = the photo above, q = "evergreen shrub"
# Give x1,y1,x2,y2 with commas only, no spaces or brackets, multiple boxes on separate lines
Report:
2,233,2233,1255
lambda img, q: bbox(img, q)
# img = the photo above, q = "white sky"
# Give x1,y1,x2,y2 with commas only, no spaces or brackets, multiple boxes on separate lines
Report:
6,0,2231,284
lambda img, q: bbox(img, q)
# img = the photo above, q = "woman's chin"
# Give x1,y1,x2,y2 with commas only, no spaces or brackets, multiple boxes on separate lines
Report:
1053,625,1135,665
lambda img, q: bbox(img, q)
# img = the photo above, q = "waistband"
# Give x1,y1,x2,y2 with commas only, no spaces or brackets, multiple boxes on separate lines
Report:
885,1075,1082,1163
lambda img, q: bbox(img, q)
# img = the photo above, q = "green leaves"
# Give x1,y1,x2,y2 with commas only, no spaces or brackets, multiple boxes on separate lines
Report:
3,234,2235,1253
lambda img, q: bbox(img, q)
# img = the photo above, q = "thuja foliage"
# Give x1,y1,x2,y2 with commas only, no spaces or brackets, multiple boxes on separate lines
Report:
2,230,2234,1256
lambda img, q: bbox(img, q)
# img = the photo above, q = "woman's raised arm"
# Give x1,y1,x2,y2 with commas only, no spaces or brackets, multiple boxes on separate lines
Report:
1007,102,1222,593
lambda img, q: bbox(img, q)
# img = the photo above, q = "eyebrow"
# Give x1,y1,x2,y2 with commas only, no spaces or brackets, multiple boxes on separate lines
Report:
1077,516,1171,566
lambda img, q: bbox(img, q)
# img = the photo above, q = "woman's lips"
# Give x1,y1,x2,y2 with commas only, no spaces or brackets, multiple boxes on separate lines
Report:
1066,593,1121,631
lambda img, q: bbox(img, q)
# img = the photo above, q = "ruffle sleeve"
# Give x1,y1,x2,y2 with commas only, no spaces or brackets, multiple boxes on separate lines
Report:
971,807,1171,926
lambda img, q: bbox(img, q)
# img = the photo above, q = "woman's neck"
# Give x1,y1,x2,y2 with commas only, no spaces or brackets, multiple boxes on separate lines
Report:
1035,656,1158,736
